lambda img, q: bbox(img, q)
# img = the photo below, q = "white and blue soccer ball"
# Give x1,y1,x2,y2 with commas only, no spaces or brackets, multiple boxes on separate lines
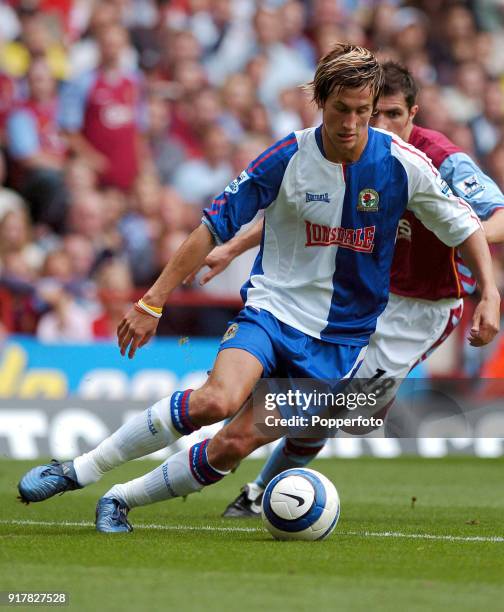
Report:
261,468,340,541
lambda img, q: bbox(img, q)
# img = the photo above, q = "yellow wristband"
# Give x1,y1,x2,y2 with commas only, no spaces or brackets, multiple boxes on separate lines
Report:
139,299,163,314
137,299,163,318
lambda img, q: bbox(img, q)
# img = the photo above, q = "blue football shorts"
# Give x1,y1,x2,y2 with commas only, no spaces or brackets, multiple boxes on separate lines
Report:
217,306,366,380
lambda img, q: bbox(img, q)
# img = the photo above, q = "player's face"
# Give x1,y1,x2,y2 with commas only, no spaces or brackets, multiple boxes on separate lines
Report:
371,93,418,141
321,86,374,163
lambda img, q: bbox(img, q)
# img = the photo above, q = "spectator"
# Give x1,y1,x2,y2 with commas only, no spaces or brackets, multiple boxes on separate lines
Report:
367,3,399,49
281,0,316,68
157,29,202,82
0,209,44,275
441,61,486,123
0,249,39,333
117,183,157,286
436,3,478,76
220,74,256,141
59,23,146,191
486,144,504,191
0,71,17,144
61,233,97,300
200,0,255,86
470,80,504,158
309,0,347,31
36,278,94,343
101,187,128,256
170,86,224,158
172,58,207,97
145,93,186,184
172,124,233,208
272,87,305,140
62,233,96,282
251,6,312,111
65,191,113,264
1,10,68,80
91,258,133,339
0,151,26,222
132,173,163,240
390,7,429,65
69,2,139,77
445,123,477,159
64,157,98,200
158,186,199,234
0,2,20,43
415,83,453,134
156,229,189,273
247,102,272,139
313,23,347,58
474,29,504,78
7,57,68,232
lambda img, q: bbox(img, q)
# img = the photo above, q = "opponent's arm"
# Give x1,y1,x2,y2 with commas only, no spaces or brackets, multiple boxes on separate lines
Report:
118,224,215,358
482,209,504,243
440,152,504,244
457,228,501,347
184,219,264,286
405,158,500,348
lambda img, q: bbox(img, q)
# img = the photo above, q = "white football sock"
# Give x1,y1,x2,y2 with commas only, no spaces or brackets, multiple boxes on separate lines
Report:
73,396,181,486
105,439,229,509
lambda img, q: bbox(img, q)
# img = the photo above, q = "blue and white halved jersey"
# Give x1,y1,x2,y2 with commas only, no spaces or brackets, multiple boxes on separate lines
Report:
202,126,480,346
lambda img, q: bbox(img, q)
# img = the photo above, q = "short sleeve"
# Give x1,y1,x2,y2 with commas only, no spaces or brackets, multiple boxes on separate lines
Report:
202,133,298,243
439,151,504,221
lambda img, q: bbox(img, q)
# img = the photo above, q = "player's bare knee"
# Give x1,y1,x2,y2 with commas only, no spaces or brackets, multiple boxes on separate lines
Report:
194,386,237,422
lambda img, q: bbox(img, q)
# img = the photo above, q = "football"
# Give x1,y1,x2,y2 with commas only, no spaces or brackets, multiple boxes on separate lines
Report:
261,468,340,541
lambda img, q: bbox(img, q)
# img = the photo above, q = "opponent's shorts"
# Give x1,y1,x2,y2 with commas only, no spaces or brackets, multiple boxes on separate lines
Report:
341,293,464,429
218,306,366,380
358,293,464,381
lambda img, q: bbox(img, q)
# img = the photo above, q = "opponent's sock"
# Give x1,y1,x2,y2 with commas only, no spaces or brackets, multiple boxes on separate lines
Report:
74,390,199,486
254,437,327,489
105,438,229,508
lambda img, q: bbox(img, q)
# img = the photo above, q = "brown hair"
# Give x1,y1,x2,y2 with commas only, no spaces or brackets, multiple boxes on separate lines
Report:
382,61,419,110
307,43,384,108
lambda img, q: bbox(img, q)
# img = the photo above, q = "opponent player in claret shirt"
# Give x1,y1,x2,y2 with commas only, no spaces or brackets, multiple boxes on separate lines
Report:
18,47,500,532
217,62,504,518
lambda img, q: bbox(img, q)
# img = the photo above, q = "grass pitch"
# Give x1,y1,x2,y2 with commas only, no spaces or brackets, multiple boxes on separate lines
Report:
0,457,503,612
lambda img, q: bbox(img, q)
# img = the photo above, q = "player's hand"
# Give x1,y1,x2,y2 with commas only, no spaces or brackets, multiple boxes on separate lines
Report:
468,291,501,347
117,307,159,359
183,244,234,286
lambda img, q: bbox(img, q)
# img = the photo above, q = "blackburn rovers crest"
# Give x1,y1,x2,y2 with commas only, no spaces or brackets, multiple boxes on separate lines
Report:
357,188,379,212
221,323,239,343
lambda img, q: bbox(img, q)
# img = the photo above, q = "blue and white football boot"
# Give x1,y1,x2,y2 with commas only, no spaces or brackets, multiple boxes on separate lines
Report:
95,497,133,533
18,459,82,504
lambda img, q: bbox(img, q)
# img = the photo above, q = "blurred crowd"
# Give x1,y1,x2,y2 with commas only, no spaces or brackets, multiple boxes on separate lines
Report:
0,0,503,372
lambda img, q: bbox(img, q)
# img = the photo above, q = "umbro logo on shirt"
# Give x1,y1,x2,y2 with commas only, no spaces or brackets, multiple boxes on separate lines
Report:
306,192,330,203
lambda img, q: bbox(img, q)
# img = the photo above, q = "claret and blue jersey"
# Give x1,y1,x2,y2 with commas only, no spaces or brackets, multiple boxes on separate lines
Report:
391,124,504,301
203,126,479,347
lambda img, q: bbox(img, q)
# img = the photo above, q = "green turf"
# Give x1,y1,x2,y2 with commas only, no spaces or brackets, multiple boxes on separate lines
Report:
0,457,503,612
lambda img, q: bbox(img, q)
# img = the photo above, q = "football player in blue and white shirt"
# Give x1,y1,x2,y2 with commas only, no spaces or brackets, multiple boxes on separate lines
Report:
18,45,500,533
